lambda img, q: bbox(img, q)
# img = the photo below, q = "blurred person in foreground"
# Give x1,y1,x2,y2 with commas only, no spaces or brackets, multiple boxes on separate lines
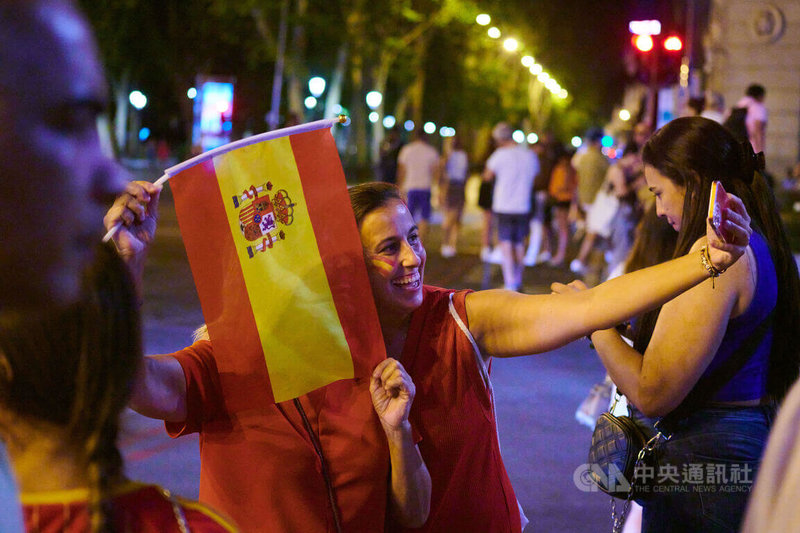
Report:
0,244,237,532
559,117,799,532
109,168,753,532
0,1,128,530
0,0,127,315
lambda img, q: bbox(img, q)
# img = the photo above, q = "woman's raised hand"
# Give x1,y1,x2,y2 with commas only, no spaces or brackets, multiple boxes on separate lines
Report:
706,193,752,271
370,358,415,434
103,180,162,260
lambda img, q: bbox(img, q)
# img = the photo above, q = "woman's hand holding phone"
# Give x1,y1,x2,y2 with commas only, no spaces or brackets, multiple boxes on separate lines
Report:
705,182,752,271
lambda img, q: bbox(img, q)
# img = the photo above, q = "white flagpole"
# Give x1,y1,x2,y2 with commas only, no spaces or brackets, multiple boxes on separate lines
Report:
102,115,348,242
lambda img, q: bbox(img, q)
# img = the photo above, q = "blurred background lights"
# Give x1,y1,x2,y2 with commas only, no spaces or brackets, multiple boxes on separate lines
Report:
512,129,525,143
529,64,543,75
527,132,539,144
304,96,317,109
664,36,683,51
571,136,582,148
439,126,455,137
186,87,197,99
476,13,490,26
558,89,568,99
488,27,501,39
332,104,343,115
368,111,379,123
521,55,534,67
365,90,383,109
537,72,550,83
633,34,654,52
619,109,631,121
382,115,396,129
404,120,415,132
129,90,147,110
601,135,613,148
503,38,519,52
138,127,150,142
308,76,326,98
423,121,436,134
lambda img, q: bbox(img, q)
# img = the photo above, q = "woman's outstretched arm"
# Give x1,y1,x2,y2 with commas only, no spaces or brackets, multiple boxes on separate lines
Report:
465,194,752,360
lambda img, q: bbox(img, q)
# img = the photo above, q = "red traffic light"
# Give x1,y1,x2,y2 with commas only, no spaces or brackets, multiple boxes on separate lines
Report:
663,35,683,51
632,34,654,52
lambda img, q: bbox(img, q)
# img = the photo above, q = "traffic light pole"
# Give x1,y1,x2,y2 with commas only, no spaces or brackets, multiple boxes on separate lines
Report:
648,45,659,130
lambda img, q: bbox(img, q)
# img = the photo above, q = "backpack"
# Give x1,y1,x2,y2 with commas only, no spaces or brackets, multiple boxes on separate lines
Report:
723,106,749,143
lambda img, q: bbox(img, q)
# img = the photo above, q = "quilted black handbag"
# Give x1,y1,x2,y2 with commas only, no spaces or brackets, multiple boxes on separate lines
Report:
586,404,654,499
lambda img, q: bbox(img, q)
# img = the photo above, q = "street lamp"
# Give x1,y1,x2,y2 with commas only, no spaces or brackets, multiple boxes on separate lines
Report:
129,90,147,110
366,91,382,110
308,77,326,98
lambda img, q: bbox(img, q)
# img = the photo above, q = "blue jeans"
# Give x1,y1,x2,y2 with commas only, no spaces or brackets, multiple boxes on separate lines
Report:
640,404,775,533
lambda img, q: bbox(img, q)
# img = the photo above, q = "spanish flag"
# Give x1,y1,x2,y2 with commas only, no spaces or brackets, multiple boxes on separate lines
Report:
168,119,385,407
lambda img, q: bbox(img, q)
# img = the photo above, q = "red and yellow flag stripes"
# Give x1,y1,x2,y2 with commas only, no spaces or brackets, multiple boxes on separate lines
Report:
169,127,385,406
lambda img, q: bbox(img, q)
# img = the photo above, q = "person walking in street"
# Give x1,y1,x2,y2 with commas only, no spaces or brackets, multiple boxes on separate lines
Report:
483,122,539,290
546,144,577,267
438,135,469,258
397,130,440,242
571,127,610,232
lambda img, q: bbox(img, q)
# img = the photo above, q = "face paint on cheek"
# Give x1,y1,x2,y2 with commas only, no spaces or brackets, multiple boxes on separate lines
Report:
371,256,396,276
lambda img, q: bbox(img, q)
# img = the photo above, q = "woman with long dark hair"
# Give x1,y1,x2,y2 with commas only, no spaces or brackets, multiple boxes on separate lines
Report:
575,116,800,532
0,245,237,532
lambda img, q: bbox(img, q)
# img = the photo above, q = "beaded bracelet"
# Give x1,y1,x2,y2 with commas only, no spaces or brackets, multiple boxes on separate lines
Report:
699,245,726,288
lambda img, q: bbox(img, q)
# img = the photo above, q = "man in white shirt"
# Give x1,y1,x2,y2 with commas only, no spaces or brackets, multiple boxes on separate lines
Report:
483,123,539,291
397,131,440,240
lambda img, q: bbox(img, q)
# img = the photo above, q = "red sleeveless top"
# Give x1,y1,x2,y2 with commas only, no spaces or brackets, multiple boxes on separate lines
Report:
389,286,523,533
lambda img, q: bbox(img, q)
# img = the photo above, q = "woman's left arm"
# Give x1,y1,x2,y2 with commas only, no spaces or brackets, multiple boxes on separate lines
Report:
370,359,431,528
465,195,751,360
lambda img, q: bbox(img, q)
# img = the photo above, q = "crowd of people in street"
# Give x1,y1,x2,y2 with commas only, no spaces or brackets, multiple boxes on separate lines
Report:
3,2,800,533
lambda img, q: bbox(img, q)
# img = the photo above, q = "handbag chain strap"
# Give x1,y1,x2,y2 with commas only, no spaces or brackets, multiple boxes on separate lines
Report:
610,431,665,533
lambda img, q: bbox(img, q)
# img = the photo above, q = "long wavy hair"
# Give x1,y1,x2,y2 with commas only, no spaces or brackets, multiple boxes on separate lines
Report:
0,244,141,532
637,116,800,400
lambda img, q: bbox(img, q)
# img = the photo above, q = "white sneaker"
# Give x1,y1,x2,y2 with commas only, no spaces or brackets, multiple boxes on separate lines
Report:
488,247,504,264
523,247,543,266
569,259,585,274
440,245,456,258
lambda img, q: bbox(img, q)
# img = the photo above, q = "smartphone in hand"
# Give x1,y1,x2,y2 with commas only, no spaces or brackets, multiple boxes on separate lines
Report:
708,181,730,242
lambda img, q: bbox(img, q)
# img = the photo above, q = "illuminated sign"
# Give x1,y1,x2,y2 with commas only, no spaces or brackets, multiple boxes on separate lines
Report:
192,76,235,152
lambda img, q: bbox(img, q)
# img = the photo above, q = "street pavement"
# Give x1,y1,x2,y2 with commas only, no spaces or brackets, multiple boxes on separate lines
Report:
120,175,615,532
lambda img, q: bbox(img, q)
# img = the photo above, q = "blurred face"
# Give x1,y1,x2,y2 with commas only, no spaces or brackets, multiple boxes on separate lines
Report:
0,1,127,311
645,165,685,231
359,199,426,321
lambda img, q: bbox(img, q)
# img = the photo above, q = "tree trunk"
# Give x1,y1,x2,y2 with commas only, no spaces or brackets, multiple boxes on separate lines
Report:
287,0,308,120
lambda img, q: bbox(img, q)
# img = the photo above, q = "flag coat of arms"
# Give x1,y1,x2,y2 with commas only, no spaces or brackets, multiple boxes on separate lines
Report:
169,125,385,407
